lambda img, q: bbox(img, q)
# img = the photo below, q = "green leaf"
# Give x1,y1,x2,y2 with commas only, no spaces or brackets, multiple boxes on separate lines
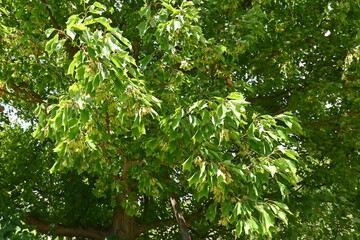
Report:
264,165,277,177
75,65,85,80
139,6,151,17
54,142,66,155
66,14,80,25
45,33,59,53
68,125,80,141
137,21,147,37
52,111,63,130
273,201,290,213
72,22,87,31
75,49,85,62
93,1,106,10
45,28,55,38
214,45,227,55
161,3,180,13
96,17,111,28
277,210,288,224
86,138,97,150
248,123,255,137
67,59,76,76
236,220,244,237
221,202,233,217
80,110,90,123
285,149,298,161
205,203,217,221
88,47,97,59
69,84,80,97
216,104,227,119
277,182,289,200
258,206,274,232
66,29,76,40
201,110,211,124
49,160,61,174
188,172,200,186
109,28,132,50
106,35,123,52
172,20,181,31
234,202,246,217
228,92,244,100
291,120,303,134
111,56,123,68
181,1,194,8
196,185,209,201
132,114,146,136
182,155,193,171
139,54,153,69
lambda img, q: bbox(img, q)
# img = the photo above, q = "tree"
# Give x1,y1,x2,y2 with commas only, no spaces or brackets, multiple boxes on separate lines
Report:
0,0,359,239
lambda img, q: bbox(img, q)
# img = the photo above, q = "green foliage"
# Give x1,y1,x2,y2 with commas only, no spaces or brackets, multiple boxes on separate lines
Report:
0,0,359,239
0,202,38,240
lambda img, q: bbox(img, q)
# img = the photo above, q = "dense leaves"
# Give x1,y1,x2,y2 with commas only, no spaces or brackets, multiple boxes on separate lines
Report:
1,0,359,239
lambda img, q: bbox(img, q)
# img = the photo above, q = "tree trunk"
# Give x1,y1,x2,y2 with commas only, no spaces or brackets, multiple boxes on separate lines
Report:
111,206,139,240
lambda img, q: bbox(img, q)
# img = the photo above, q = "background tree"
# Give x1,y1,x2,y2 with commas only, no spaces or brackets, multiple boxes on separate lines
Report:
0,0,359,239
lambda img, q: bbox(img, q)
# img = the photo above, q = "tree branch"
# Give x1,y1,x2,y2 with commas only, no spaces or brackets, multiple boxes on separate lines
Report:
170,193,192,240
132,41,140,64
241,0,253,9
40,0,78,57
306,113,360,126
139,201,206,235
248,83,308,103
0,88,34,103
105,112,110,135
17,82,44,101
25,215,106,240
10,83,44,103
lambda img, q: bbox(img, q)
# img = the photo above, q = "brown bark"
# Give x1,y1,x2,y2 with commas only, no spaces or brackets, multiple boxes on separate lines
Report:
132,41,140,64
40,0,78,57
111,196,143,240
241,0,253,9
0,88,32,103
10,83,44,103
111,208,138,240
25,215,106,240
170,193,192,240
305,112,360,126
24,195,202,240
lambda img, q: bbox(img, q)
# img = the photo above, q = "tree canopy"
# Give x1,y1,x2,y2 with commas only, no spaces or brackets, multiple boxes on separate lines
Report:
0,0,359,239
